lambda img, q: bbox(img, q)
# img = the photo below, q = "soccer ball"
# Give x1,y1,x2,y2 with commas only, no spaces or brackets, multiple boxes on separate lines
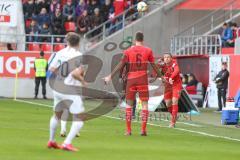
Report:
137,1,148,12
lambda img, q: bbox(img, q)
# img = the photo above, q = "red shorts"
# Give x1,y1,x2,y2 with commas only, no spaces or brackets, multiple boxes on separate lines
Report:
164,83,182,100
125,75,149,101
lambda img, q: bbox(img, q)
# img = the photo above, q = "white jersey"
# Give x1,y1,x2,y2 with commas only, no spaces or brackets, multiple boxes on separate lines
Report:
50,46,83,86
50,46,84,114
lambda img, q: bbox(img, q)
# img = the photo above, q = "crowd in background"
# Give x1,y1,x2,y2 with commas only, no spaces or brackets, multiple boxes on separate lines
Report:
23,0,143,43
219,21,240,47
181,73,199,94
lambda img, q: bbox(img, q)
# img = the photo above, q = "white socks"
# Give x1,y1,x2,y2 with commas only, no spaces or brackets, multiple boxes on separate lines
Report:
49,116,59,141
60,120,67,134
64,121,84,145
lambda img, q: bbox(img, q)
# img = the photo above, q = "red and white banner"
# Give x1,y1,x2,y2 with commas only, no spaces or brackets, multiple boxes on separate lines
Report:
0,1,18,27
0,52,50,78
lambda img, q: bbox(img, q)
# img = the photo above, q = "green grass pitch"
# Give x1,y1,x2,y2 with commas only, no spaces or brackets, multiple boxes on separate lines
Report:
0,99,240,160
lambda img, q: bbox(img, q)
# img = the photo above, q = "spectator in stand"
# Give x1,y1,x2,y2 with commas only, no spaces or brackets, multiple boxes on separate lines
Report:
99,0,106,6
63,0,76,22
181,74,188,88
36,7,51,26
217,22,226,35
23,0,36,20
76,9,91,36
185,73,198,94
49,0,61,15
35,0,50,15
26,19,40,42
87,0,100,16
76,0,88,17
113,0,129,30
91,8,104,37
51,7,64,29
39,23,52,42
72,0,80,7
221,22,233,47
227,22,239,47
52,25,66,43
113,0,128,16
101,0,113,22
51,7,65,42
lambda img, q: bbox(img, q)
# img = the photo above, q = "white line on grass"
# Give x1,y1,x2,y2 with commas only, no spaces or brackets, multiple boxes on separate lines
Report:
15,99,201,127
14,99,240,142
14,99,53,108
104,115,240,142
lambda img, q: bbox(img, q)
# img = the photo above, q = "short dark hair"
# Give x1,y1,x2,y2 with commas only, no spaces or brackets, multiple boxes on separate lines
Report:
40,51,44,57
233,22,237,27
163,52,173,57
66,32,80,47
222,62,227,66
135,31,144,42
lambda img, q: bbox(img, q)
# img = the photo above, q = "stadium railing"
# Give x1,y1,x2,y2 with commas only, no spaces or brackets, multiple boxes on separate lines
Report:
174,0,240,36
170,34,222,55
0,34,66,53
83,0,166,50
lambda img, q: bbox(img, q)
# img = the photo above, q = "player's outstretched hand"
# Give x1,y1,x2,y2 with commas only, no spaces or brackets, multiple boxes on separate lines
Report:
103,75,111,85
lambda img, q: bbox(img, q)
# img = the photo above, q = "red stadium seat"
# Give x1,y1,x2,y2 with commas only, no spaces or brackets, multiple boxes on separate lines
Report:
54,44,65,52
61,0,67,6
25,19,32,28
64,22,76,32
41,44,52,52
28,43,40,51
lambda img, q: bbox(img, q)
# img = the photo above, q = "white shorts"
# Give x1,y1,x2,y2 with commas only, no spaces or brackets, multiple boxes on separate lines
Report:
53,91,85,114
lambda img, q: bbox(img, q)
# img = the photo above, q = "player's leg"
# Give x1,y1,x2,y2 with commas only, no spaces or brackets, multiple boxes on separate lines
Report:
125,99,134,135
164,86,173,114
48,111,62,149
34,77,40,99
170,86,182,128
60,109,69,137
125,81,136,135
141,100,148,136
138,83,149,136
48,92,64,149
62,114,83,151
170,97,179,128
61,96,84,151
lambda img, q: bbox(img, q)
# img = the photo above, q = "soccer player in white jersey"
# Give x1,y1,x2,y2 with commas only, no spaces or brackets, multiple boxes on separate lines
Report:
47,32,87,151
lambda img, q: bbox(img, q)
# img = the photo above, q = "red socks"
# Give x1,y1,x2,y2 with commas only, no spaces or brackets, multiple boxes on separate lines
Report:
141,110,149,133
125,108,132,133
171,104,178,124
126,108,149,134
168,106,173,115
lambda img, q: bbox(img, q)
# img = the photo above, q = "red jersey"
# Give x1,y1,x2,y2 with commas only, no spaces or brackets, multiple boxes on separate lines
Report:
160,60,182,86
122,45,155,79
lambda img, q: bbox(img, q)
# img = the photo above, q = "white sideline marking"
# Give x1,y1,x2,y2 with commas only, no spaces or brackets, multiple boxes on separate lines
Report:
14,99,52,108
159,118,202,127
14,99,240,142
104,115,240,143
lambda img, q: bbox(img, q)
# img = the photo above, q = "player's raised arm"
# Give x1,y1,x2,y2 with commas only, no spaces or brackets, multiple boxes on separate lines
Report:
103,55,127,84
148,51,163,83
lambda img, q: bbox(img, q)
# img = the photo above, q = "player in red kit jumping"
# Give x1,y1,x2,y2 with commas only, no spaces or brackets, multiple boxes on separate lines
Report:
104,32,161,136
159,53,182,128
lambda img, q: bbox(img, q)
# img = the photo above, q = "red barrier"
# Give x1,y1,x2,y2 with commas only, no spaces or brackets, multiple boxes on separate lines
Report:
0,52,50,78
